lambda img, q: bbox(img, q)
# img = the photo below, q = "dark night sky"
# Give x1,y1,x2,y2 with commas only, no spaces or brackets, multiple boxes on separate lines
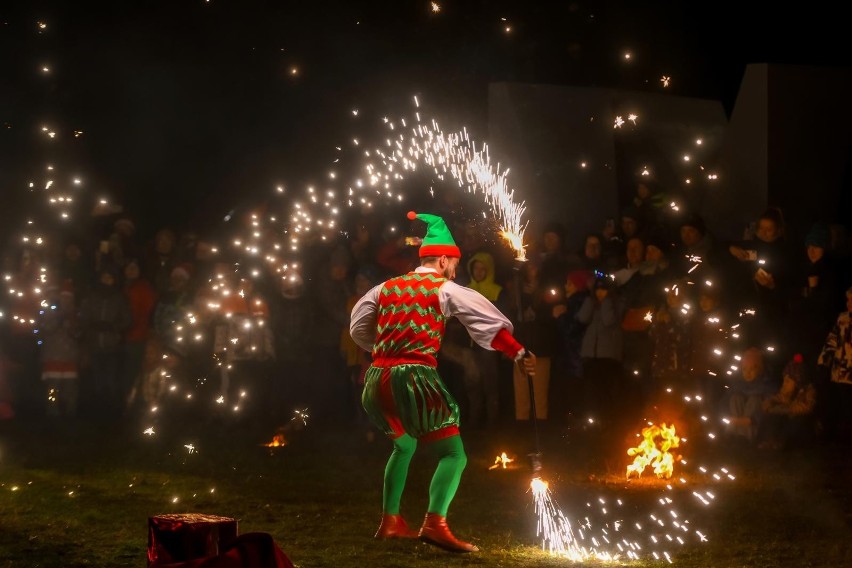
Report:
0,0,848,241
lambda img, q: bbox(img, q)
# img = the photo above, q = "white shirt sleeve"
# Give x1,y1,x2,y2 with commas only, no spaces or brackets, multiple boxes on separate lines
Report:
349,283,382,352
440,280,514,350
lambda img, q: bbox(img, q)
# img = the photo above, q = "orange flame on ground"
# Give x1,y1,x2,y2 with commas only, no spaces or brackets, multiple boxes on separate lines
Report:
263,433,287,447
489,452,514,470
626,422,680,479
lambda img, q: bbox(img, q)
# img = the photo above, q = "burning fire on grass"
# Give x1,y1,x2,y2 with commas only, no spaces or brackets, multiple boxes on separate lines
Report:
263,433,287,447
488,452,515,470
626,422,681,479
261,408,310,447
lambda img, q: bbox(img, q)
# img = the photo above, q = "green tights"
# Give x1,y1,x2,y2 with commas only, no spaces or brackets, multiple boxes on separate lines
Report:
382,433,467,517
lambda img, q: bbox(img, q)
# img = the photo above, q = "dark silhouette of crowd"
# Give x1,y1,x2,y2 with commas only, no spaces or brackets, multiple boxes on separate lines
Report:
1,183,851,453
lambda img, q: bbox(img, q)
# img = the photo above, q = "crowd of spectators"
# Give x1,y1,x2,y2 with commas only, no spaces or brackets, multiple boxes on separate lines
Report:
1,183,851,452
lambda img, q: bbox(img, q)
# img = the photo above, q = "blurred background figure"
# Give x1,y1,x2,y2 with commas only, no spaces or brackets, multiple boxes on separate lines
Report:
122,259,157,414
270,268,312,424
817,286,852,443
577,274,624,432
758,354,817,451
0,339,15,421
39,285,81,419
551,269,590,424
724,347,776,444
311,243,353,425
464,251,509,429
341,265,379,425
79,268,132,421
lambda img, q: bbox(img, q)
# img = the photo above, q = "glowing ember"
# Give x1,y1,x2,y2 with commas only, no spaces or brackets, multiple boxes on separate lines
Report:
488,452,514,470
627,423,681,479
263,433,287,447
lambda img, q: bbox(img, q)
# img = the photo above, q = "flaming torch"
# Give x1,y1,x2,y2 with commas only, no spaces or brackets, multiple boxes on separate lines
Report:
510,254,542,474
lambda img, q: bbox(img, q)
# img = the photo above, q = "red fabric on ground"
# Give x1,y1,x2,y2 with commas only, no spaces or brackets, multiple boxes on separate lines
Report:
150,532,294,568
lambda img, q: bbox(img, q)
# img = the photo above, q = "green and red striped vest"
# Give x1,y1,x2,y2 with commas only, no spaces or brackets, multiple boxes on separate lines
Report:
372,271,448,367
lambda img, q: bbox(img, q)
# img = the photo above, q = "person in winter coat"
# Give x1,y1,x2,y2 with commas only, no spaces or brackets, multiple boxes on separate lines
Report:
464,250,509,428
817,286,852,441
724,347,776,443
551,270,591,422
758,354,817,450
577,274,624,429
40,288,81,417
79,268,132,418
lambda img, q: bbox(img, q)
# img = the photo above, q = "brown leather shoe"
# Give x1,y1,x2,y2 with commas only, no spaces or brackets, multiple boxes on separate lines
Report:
374,513,418,539
418,513,479,553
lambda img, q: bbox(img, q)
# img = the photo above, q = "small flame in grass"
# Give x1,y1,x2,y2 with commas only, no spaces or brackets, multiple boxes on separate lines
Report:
489,452,514,470
263,433,287,447
627,423,681,479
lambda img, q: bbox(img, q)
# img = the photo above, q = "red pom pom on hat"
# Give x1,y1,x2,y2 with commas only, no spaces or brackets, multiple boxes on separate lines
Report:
407,211,417,220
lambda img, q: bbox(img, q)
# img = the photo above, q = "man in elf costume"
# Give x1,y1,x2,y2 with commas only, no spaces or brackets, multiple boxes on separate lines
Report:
350,211,536,553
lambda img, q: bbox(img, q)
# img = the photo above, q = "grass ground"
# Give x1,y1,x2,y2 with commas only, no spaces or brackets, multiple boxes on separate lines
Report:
0,413,851,567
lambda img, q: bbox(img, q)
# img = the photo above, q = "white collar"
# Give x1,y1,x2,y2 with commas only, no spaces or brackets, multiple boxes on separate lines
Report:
414,266,439,274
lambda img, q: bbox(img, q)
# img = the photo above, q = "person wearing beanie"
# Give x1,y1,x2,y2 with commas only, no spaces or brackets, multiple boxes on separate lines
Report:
620,207,642,241
679,213,709,254
576,270,625,430
724,347,776,443
537,220,572,296
542,221,566,245
758,354,817,450
566,270,591,293
789,222,839,379
674,212,721,276
550,269,591,422
645,231,673,260
728,208,793,350
680,213,706,238
804,223,830,250
638,230,675,308
350,211,537,553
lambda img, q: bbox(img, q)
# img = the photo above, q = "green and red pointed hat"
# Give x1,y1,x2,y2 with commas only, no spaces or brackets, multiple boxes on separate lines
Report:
407,211,461,258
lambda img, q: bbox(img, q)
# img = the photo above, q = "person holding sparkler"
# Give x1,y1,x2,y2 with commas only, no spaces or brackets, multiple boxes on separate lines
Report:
350,211,536,553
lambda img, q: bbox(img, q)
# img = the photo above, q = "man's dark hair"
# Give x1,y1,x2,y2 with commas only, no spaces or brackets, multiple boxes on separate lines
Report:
420,256,440,265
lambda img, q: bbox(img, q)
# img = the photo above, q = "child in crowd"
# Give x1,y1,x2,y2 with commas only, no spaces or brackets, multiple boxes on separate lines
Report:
724,347,776,444
758,354,817,450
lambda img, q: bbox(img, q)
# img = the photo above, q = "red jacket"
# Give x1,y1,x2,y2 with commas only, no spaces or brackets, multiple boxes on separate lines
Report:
125,278,157,343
